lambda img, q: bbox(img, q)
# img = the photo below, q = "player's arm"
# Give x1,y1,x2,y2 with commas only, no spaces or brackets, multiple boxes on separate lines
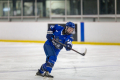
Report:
46,24,63,41
46,24,57,41
64,35,73,51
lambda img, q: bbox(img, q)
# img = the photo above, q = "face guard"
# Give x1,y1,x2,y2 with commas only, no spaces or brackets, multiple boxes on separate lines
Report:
65,26,74,35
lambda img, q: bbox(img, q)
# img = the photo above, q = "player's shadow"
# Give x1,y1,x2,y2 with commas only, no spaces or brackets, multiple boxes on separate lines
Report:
43,77,53,80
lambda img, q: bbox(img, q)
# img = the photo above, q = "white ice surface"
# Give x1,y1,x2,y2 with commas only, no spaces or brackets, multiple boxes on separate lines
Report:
0,42,120,80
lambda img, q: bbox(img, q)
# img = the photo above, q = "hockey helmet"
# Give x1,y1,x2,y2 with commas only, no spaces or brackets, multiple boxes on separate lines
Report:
66,21,75,29
65,22,75,35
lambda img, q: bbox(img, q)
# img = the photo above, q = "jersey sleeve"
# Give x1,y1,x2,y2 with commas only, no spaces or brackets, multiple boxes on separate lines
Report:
65,35,73,43
64,35,73,51
64,35,73,46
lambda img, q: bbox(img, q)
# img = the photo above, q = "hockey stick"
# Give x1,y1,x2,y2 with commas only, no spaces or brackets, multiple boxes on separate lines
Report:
52,38,87,56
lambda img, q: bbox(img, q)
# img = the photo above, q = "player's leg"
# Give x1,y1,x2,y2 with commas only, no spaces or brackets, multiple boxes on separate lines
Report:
44,44,57,78
36,43,56,78
37,56,57,78
45,56,57,73
37,56,49,75
44,55,57,78
36,44,49,76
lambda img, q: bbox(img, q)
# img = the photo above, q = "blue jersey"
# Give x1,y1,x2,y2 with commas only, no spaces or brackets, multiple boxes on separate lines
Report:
45,24,73,55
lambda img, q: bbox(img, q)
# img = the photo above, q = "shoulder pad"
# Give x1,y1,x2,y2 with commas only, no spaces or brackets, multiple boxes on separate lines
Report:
55,24,64,31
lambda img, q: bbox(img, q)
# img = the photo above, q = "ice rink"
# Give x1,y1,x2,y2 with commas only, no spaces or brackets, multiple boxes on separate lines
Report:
0,42,120,80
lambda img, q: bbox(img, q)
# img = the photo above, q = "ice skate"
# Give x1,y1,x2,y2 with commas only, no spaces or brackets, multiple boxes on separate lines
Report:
44,71,54,78
36,69,44,77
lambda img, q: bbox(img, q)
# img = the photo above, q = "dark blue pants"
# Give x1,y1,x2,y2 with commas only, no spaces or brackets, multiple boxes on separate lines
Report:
39,43,57,73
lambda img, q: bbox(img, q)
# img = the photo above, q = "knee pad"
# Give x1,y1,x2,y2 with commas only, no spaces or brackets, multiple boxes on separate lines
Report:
49,56,57,64
46,61,54,68
40,64,47,73
46,56,57,68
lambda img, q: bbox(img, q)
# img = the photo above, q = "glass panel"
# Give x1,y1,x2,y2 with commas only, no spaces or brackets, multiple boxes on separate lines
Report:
0,0,8,13
100,0,115,14
83,0,97,15
9,0,21,16
67,17,81,21
46,0,50,17
0,0,8,21
0,1,8,16
99,17,115,22
0,0,8,2
37,2,43,17
0,18,8,22
37,0,47,17
67,0,81,15
23,0,35,16
51,0,65,15
116,18,120,22
23,18,35,22
117,0,120,14
9,18,21,22
0,1,3,17
37,0,50,21
83,18,97,22
0,0,8,1
51,17,65,21
38,18,50,22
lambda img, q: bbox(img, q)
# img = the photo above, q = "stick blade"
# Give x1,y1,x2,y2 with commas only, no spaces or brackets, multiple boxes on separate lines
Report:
82,48,87,56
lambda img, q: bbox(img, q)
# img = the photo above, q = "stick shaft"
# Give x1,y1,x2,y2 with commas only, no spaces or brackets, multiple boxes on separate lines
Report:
53,38,85,56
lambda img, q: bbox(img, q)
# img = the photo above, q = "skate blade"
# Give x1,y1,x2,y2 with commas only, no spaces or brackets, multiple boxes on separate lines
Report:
44,77,54,80
44,76,54,78
35,74,44,77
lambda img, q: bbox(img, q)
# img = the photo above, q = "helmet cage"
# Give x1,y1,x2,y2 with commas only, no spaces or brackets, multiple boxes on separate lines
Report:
65,26,74,35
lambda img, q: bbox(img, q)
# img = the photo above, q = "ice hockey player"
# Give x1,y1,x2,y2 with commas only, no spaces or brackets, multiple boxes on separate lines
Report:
36,21,75,78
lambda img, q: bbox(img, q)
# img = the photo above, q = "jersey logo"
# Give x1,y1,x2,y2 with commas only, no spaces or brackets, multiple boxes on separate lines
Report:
56,30,58,32
50,25,54,29
67,41,72,45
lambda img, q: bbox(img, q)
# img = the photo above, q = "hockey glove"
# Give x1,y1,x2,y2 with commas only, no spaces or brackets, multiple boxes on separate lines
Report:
65,42,72,51
46,31,54,41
